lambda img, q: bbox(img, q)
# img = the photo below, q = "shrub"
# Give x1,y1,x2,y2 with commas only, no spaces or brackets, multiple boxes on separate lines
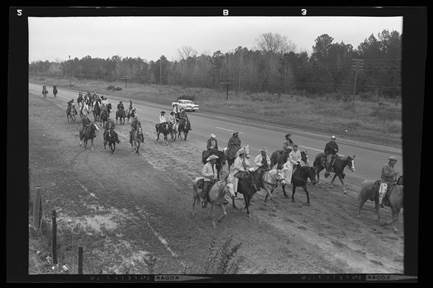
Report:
203,236,244,274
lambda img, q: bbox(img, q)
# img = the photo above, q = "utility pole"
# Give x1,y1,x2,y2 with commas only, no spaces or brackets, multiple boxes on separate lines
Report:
68,55,71,87
351,58,364,103
159,59,162,85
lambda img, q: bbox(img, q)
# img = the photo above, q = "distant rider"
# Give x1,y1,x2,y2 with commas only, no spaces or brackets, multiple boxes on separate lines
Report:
324,135,339,177
168,112,177,130
104,117,120,144
229,147,252,199
117,101,124,111
379,156,399,207
130,115,142,146
226,132,242,162
159,111,167,124
289,144,303,173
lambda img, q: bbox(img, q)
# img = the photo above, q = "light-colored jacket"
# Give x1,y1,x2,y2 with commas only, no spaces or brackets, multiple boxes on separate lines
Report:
231,156,251,176
254,153,271,167
289,150,302,166
202,162,218,181
159,115,167,123
168,115,176,124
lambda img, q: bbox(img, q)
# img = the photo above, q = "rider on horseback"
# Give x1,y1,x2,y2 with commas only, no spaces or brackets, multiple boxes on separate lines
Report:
129,115,142,146
207,134,218,152
379,156,399,207
168,112,177,130
159,111,167,124
324,135,339,177
254,148,271,170
283,133,294,153
289,144,303,174
117,101,124,111
179,108,191,130
201,155,219,207
230,147,252,199
227,132,241,162
104,117,118,141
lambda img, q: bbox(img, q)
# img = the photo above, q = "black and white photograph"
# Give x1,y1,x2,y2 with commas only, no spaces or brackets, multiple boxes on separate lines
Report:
7,6,425,282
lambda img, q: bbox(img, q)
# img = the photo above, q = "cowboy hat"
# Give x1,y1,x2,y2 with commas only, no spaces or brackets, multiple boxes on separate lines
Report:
233,132,239,136
260,147,267,152
210,133,216,138
331,135,336,140
161,111,166,114
285,133,291,138
206,155,219,162
388,156,397,161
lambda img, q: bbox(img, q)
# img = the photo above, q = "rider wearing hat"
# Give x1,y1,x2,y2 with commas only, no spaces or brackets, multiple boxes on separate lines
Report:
168,111,177,129
159,111,167,124
207,133,218,152
379,156,399,207
324,135,339,176
202,154,219,206
229,147,252,198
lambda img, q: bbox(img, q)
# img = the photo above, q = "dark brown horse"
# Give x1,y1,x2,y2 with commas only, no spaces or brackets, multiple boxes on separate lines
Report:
103,129,120,153
313,153,356,193
177,118,191,140
155,123,169,141
235,168,266,216
283,166,317,205
66,105,77,122
270,149,291,169
79,123,99,150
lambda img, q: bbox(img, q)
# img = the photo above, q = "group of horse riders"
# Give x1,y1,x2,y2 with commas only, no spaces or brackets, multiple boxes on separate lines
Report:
158,106,190,131
199,131,400,208
42,85,57,97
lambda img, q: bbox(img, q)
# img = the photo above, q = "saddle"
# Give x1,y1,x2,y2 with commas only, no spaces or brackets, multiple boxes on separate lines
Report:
234,171,250,179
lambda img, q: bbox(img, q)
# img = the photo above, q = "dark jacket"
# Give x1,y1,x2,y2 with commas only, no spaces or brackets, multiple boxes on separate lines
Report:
227,136,241,159
324,141,339,155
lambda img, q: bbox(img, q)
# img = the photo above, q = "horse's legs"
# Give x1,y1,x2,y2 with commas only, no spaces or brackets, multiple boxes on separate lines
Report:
291,185,296,202
331,174,337,184
338,175,346,193
282,184,289,198
303,186,310,206
232,195,237,209
358,196,368,218
217,205,227,223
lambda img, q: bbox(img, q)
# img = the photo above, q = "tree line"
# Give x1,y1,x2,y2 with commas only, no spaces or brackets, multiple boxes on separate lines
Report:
29,30,401,98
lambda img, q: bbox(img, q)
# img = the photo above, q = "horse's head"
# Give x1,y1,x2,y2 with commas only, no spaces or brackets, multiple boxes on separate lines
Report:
345,155,356,172
304,166,317,185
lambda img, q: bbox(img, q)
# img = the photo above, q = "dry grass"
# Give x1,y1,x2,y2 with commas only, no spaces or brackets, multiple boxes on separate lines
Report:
31,76,402,147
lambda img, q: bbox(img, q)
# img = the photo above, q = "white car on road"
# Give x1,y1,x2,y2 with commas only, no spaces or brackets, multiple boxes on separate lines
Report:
172,99,199,112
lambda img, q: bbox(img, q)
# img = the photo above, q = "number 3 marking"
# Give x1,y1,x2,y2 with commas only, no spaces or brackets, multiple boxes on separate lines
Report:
301,9,307,15
17,9,22,16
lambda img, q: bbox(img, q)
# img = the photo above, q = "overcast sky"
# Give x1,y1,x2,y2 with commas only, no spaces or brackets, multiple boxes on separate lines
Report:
29,16,402,63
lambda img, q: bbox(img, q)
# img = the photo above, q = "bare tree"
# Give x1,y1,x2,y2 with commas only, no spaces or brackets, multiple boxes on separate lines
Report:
257,33,296,54
177,46,198,60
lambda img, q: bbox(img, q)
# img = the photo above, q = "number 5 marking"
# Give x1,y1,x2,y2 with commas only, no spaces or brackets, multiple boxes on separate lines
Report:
301,9,307,15
17,9,22,16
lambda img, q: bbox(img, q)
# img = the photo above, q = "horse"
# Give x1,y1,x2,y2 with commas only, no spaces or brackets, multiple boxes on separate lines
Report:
116,108,126,125
313,153,356,192
177,118,191,140
270,149,291,169
202,149,227,180
53,86,57,97
131,127,144,154
155,123,170,141
358,176,403,232
103,129,120,153
235,168,266,216
79,122,99,150
283,166,317,205
192,177,232,228
100,109,109,127
256,166,284,202
66,105,77,122
168,122,178,141
42,86,48,98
